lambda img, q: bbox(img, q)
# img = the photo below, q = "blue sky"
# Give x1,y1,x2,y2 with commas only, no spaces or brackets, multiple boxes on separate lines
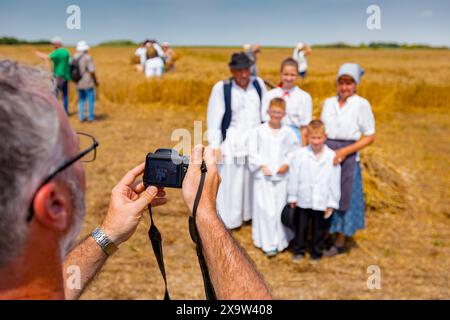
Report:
1,0,449,46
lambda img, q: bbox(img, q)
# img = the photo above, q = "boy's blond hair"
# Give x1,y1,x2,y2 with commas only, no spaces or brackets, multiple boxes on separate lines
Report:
269,97,286,110
307,119,326,135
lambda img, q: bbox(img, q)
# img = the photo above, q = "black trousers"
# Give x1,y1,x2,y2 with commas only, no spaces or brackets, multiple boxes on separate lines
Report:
293,208,328,259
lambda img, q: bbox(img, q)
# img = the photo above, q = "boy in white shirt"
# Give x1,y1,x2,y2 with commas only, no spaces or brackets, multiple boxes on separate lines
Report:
287,120,341,261
249,98,299,257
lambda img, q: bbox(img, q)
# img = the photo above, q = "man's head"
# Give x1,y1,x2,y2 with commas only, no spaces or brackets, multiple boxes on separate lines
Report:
268,97,286,126
228,52,253,89
76,41,90,53
51,36,63,49
306,120,327,153
0,60,86,269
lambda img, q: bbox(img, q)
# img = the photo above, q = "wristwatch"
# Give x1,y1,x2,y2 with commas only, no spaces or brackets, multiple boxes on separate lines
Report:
91,227,118,256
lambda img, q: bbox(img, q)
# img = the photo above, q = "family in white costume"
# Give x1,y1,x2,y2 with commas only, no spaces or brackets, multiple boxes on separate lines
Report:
206,50,375,261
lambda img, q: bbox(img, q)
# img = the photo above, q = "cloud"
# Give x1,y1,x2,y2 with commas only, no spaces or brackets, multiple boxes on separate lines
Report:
421,10,433,17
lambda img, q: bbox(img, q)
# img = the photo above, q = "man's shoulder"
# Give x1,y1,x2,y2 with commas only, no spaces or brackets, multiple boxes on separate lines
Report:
58,47,71,56
252,76,265,90
212,80,225,90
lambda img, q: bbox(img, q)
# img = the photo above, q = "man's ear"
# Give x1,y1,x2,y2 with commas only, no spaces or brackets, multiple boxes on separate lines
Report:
32,182,71,232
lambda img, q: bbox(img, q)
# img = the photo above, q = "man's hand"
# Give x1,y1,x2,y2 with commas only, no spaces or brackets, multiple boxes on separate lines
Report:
324,208,334,219
277,164,289,175
101,163,167,245
261,165,272,176
182,145,221,215
289,202,297,209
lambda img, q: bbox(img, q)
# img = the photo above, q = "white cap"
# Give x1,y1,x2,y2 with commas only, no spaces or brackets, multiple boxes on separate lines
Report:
296,42,304,50
51,36,62,44
337,63,365,84
243,44,251,51
162,42,169,47
76,40,90,52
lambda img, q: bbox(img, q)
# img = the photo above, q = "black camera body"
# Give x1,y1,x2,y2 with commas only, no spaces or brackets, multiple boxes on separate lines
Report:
143,149,189,188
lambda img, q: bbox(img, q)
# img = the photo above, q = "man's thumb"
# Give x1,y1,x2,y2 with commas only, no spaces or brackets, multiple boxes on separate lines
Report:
134,186,158,211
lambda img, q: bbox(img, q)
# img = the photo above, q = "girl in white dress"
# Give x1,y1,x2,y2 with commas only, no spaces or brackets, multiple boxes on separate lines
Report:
249,98,299,257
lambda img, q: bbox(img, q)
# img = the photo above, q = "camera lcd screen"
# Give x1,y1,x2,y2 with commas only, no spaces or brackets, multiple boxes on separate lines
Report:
145,159,180,187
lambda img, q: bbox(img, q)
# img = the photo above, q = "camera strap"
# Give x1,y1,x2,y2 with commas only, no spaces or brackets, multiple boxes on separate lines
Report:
147,164,216,300
147,204,170,300
188,164,217,300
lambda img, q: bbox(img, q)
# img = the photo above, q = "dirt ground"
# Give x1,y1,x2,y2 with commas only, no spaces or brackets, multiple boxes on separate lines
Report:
1,46,449,299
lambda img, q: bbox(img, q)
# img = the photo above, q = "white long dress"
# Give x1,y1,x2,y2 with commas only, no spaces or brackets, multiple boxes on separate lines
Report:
248,123,299,252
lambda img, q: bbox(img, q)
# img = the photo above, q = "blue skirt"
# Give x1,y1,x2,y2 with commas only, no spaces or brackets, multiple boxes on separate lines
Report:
329,162,365,236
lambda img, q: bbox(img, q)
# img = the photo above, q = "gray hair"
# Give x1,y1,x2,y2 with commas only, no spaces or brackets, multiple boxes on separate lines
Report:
0,60,66,267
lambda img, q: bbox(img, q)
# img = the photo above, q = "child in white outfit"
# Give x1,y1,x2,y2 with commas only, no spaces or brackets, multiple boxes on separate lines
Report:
288,120,341,261
249,98,299,257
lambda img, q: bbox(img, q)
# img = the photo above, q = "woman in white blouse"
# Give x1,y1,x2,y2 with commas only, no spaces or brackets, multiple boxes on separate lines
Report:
320,63,376,256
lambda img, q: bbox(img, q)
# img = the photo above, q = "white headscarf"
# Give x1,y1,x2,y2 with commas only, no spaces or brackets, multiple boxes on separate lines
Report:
337,63,365,84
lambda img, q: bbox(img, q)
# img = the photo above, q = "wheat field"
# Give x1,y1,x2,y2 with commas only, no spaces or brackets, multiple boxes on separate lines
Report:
1,45,449,299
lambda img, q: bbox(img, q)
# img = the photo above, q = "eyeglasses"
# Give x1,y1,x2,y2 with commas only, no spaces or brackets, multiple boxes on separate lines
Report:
26,132,99,222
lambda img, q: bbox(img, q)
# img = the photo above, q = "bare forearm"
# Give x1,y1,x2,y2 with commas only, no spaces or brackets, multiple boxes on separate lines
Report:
196,210,272,300
342,135,375,156
35,51,49,60
63,235,108,300
300,127,308,146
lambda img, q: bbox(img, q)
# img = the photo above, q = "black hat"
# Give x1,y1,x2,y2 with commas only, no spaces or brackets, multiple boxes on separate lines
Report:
228,52,254,70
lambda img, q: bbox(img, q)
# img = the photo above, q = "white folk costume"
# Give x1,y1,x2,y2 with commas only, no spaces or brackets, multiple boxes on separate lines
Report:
261,86,312,144
321,93,375,236
287,145,341,212
206,77,266,229
248,123,299,253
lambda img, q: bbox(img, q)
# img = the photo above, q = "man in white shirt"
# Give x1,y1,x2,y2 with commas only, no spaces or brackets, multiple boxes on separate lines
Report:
206,52,266,229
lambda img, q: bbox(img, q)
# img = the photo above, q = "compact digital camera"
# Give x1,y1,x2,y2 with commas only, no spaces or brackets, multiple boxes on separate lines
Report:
143,149,189,188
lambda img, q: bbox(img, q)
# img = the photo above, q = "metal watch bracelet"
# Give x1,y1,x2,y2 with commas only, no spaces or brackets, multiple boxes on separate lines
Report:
91,227,118,256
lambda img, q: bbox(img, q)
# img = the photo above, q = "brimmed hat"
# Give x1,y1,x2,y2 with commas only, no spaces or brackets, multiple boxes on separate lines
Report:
296,42,304,50
228,52,254,70
337,63,365,84
76,40,90,52
51,36,62,44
